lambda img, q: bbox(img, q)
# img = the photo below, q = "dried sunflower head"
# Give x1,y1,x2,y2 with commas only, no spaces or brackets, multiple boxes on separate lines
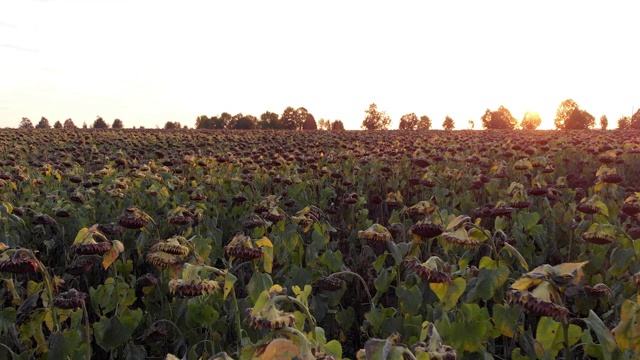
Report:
149,236,189,257
247,304,296,330
53,289,87,310
168,278,218,297
508,290,569,322
357,224,392,244
410,221,443,239
146,251,182,269
117,206,150,229
404,257,451,284
0,252,39,274
315,275,345,291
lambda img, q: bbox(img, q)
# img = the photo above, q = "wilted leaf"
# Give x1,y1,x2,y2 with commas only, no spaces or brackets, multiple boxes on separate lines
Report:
430,277,465,310
102,240,124,269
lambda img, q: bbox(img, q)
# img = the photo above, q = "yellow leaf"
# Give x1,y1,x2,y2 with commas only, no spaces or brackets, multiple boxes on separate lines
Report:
510,277,542,291
553,261,588,276
257,339,303,360
102,242,121,269
73,228,92,245
262,246,273,273
223,272,237,300
255,235,273,249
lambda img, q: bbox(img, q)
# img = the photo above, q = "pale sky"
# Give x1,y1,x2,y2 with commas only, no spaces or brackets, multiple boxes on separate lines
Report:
1,0,638,130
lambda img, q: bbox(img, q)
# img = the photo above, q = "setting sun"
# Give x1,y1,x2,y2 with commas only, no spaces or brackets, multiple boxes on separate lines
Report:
1,0,638,129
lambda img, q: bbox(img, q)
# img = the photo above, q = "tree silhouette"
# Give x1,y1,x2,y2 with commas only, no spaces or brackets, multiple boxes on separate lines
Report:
618,116,631,130
331,120,345,131
164,121,181,130
233,115,257,130
35,117,51,129
564,109,595,130
92,116,109,129
302,113,317,130
112,119,124,129
398,113,419,130
19,117,33,129
630,109,640,129
361,103,391,130
258,111,280,129
63,119,76,129
553,99,595,129
442,116,455,130
53,120,62,129
416,115,431,130
481,106,518,129
520,112,542,130
600,115,608,130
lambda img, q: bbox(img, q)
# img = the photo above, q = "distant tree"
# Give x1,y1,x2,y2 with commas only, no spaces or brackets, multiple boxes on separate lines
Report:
331,120,345,131
468,120,474,129
600,115,608,130
564,108,595,130
258,111,280,129
82,122,88,129
112,119,124,129
217,113,232,129
552,99,595,130
53,120,62,129
317,118,328,130
302,113,317,130
361,103,391,130
630,109,640,129
280,107,310,130
35,117,51,129
398,113,419,130
416,115,432,130
442,116,455,131
19,117,34,129
92,116,109,129
520,112,542,130
233,115,257,130
164,121,181,130
227,113,245,129
63,118,76,129
480,106,518,129
195,115,213,129
618,116,631,130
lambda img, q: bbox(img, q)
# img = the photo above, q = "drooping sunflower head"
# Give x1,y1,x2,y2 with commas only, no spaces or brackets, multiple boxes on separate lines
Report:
149,236,189,257
357,223,392,244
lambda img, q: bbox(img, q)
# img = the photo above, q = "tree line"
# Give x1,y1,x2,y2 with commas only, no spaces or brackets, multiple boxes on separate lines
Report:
17,99,640,130
194,106,344,131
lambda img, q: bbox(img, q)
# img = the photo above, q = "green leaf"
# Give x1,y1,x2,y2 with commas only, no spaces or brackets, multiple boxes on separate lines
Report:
187,299,219,326
387,241,403,265
467,265,510,302
247,272,273,304
324,340,342,358
535,316,582,358
447,303,491,352
585,310,617,356
430,277,466,310
501,242,529,271
374,267,397,294
48,329,86,360
336,306,355,329
522,212,540,232
492,304,520,338
93,308,143,351
396,284,422,316
612,299,640,352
